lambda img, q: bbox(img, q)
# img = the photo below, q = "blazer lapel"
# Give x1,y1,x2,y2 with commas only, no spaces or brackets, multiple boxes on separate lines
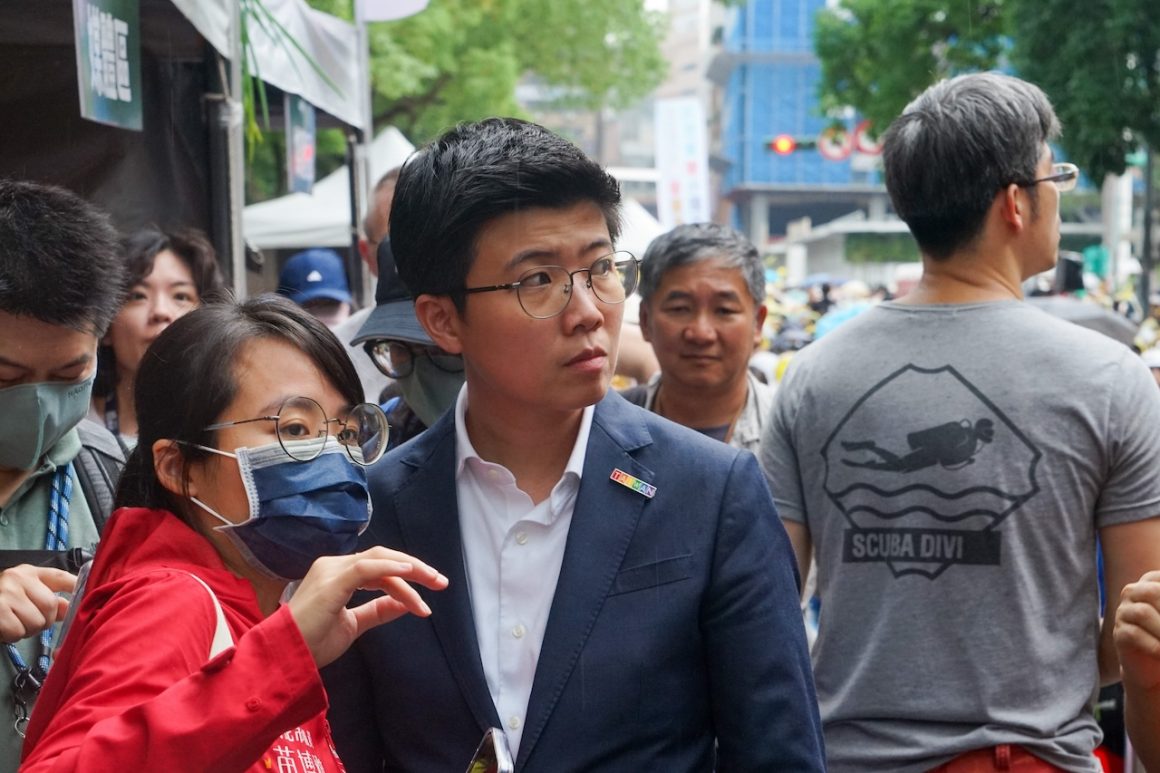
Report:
392,418,501,734
516,393,654,768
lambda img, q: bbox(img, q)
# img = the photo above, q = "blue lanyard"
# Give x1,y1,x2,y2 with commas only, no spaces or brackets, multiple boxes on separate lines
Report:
7,462,71,732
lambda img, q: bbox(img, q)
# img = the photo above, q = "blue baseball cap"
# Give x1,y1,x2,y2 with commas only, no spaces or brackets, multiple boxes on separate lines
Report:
277,249,353,306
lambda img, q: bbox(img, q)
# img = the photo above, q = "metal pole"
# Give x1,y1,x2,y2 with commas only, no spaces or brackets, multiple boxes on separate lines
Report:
224,0,246,298
346,128,366,306
1139,147,1154,315
351,2,374,306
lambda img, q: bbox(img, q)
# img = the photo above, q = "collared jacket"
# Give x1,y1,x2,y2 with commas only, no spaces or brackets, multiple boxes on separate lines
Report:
21,507,342,773
619,369,775,453
324,390,823,772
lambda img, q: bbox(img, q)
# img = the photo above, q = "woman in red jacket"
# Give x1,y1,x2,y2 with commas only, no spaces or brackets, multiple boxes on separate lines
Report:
21,296,448,772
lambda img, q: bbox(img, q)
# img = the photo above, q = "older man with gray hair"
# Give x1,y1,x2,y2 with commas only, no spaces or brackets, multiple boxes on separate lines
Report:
621,222,773,452
762,71,1160,772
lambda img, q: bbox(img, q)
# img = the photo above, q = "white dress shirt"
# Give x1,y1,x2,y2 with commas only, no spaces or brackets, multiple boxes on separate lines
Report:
454,386,593,757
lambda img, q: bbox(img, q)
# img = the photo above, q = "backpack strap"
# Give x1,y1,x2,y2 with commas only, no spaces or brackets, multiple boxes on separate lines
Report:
182,572,234,659
0,548,92,573
73,420,126,535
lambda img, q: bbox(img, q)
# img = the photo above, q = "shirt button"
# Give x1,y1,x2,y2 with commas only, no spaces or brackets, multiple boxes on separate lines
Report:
508,716,521,730
488,469,501,479
515,532,528,545
512,624,526,639
245,697,262,712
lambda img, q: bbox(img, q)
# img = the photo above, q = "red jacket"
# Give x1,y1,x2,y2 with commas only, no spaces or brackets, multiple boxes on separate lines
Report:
21,507,345,772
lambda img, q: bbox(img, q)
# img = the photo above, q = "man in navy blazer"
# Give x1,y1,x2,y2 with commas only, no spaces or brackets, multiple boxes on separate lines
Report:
323,118,824,772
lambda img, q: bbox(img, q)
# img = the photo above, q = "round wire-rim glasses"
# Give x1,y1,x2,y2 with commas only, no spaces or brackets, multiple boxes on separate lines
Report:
204,396,390,466
459,251,640,319
1014,162,1079,193
363,339,465,379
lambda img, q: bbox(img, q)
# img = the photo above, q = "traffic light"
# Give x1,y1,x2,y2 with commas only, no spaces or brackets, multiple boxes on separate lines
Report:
765,134,818,155
768,134,796,155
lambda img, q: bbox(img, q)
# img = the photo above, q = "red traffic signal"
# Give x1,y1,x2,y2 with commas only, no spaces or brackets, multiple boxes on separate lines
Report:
768,134,796,155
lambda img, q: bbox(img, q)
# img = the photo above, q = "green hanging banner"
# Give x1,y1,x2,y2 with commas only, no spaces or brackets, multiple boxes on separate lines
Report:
72,0,142,131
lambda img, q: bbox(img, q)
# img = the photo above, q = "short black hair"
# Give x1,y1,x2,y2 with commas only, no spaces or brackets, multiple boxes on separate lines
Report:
882,72,1060,260
389,118,622,311
0,179,125,334
114,295,363,522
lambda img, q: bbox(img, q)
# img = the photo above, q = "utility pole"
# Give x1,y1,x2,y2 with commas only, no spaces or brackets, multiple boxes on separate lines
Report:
1140,147,1155,315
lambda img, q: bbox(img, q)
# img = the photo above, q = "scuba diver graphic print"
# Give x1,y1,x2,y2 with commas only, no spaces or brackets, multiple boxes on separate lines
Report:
842,418,995,472
822,365,1041,579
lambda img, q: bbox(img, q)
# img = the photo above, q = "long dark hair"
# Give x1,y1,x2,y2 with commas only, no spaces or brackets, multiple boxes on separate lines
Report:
114,295,363,521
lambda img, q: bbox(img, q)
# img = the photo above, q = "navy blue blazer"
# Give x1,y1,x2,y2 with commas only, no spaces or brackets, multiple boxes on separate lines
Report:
323,391,824,772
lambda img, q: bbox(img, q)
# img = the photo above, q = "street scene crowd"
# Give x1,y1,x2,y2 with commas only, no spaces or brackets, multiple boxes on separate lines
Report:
6,12,1160,772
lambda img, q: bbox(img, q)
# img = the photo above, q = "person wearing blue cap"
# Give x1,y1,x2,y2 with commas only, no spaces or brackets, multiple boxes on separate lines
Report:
277,249,353,329
350,239,465,448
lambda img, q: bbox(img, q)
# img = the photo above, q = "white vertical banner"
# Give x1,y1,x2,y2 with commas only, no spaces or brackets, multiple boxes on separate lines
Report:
654,96,710,230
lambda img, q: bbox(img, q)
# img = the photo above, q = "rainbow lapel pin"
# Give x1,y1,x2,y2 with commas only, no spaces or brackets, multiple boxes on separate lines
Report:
610,468,656,499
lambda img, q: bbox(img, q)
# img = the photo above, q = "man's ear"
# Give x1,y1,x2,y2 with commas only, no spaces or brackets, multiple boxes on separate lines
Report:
753,304,768,349
637,301,654,344
414,294,464,355
998,185,1026,231
153,439,194,498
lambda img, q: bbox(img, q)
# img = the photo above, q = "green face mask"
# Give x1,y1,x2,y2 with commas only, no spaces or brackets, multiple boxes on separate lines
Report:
399,355,465,427
0,375,95,471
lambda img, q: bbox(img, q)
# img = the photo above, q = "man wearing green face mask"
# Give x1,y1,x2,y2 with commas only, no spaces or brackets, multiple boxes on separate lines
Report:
352,239,465,448
0,180,127,766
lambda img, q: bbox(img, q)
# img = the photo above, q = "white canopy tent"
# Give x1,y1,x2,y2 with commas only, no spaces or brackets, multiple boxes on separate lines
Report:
243,127,415,249
245,135,666,254
618,198,665,258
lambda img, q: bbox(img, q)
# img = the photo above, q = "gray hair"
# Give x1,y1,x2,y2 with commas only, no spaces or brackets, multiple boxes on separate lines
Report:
882,72,1061,260
639,222,765,305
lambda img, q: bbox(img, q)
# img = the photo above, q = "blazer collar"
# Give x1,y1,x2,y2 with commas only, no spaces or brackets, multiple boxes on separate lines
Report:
393,414,501,734
396,393,657,767
516,391,655,768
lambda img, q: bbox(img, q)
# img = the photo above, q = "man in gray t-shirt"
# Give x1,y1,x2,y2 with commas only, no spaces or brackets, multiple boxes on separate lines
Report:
761,72,1160,773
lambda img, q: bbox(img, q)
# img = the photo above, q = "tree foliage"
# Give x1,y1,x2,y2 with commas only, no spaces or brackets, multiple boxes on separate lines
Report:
1011,0,1160,181
813,0,1160,183
814,0,1006,136
247,0,666,200
310,0,667,142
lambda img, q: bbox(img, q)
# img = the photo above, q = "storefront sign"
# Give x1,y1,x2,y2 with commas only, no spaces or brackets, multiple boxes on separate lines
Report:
73,0,142,130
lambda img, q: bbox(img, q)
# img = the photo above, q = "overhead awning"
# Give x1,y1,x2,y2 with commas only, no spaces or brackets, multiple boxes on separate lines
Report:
170,0,364,128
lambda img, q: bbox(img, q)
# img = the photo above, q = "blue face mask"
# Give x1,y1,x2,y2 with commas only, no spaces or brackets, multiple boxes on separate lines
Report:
189,438,372,581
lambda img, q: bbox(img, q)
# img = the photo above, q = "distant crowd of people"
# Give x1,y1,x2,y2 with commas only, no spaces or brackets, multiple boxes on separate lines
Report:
4,71,1160,773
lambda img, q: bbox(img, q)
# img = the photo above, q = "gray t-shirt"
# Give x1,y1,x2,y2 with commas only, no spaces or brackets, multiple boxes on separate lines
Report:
761,300,1160,773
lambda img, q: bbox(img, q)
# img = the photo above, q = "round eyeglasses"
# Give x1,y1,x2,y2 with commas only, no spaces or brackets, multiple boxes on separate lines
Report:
1013,162,1079,193
204,396,390,466
363,340,465,379
459,251,640,319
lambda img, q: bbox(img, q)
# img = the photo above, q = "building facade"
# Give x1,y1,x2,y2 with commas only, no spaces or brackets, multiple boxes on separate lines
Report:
712,0,887,249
